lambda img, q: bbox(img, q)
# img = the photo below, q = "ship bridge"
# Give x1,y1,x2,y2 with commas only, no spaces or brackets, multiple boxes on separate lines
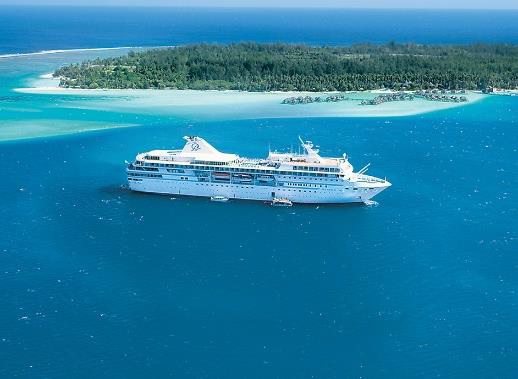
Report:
267,137,353,173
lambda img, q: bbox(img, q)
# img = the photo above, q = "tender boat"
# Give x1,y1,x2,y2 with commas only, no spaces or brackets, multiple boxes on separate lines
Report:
211,196,230,202
271,198,293,207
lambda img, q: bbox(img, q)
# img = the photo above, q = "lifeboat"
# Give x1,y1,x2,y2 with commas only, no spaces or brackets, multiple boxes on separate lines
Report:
212,171,230,180
232,173,253,183
257,175,275,182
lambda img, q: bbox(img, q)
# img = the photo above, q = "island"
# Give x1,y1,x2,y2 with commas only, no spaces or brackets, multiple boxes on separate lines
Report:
53,43,518,92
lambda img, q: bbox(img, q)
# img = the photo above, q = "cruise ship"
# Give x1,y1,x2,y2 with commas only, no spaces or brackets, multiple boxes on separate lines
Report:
126,136,391,204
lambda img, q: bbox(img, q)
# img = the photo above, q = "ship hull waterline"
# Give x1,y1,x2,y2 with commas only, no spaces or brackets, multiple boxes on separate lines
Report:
127,178,389,204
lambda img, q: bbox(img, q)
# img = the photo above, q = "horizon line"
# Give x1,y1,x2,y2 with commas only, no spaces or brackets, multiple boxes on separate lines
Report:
1,4,518,11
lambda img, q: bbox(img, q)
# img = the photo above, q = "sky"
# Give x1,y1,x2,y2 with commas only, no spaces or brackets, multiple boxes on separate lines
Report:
0,0,516,8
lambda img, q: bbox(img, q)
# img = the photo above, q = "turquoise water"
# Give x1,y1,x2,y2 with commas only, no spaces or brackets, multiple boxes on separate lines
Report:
1,7,518,379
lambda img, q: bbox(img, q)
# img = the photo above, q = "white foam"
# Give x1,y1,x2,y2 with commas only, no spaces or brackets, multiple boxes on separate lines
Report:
0,45,173,59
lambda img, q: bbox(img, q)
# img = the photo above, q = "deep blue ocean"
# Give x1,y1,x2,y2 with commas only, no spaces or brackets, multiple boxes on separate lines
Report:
1,6,518,53
1,7,518,379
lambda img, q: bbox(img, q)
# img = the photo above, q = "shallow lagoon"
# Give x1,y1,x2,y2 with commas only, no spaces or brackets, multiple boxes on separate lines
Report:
0,48,485,141
19,84,486,122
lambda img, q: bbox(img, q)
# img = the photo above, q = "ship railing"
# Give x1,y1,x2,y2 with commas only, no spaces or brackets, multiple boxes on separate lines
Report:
239,158,270,165
356,174,386,183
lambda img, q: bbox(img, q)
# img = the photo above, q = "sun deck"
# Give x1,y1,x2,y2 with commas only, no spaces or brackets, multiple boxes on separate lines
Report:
136,136,353,175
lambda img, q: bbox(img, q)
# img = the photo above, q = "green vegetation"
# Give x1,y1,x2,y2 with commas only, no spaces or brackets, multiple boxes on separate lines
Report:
54,42,518,91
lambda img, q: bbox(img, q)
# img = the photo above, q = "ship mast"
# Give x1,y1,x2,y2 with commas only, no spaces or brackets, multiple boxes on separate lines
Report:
298,136,321,162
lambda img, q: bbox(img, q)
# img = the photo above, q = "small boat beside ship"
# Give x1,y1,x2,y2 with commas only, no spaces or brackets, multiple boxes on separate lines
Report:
270,198,293,207
210,196,229,202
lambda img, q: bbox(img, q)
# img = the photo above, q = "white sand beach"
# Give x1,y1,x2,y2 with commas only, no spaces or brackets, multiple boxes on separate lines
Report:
0,46,172,60
16,77,487,120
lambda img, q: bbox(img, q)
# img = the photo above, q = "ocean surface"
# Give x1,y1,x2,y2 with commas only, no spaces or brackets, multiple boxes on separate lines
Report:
1,7,518,379
1,6,518,54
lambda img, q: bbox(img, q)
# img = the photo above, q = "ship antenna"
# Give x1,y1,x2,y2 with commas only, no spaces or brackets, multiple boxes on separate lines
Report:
358,163,371,175
298,136,304,154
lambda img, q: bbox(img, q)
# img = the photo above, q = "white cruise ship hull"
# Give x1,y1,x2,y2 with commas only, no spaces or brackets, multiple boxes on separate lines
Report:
127,177,388,204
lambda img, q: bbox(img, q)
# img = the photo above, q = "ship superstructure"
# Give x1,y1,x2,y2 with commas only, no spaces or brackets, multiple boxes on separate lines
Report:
126,136,391,204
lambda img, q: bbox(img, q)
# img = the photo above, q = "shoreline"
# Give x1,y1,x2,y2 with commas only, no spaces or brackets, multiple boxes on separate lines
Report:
16,82,487,103
0,45,173,59
18,76,489,97
0,47,490,142
14,83,487,122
